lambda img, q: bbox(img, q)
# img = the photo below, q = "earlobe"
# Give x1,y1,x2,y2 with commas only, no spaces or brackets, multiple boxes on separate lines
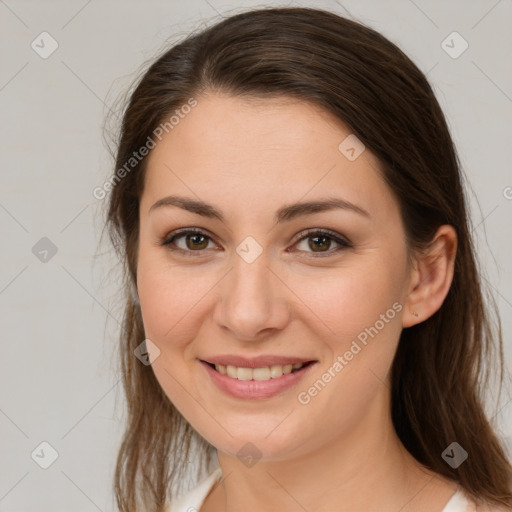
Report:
402,225,457,328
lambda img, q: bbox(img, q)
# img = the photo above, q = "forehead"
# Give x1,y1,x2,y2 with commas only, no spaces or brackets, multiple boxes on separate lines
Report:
149,93,351,162
141,93,396,221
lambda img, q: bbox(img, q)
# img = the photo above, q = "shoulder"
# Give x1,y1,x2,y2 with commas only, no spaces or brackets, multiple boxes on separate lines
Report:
165,467,222,512
442,487,511,512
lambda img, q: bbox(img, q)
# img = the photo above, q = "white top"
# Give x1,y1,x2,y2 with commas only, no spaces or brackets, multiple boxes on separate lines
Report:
165,467,497,512
166,467,223,512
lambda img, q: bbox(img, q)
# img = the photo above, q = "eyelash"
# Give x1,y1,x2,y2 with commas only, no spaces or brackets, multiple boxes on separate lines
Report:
160,227,352,258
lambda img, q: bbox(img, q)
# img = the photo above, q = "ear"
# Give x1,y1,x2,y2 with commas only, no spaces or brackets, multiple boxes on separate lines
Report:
402,225,457,328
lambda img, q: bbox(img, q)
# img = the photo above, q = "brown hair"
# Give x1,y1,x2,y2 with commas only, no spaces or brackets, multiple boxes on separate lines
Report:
104,6,512,511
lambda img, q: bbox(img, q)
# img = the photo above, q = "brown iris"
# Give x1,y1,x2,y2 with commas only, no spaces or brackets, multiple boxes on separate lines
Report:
186,233,209,250
309,235,331,252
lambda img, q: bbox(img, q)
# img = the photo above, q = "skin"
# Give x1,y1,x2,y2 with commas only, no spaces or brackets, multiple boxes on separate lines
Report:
136,93,458,511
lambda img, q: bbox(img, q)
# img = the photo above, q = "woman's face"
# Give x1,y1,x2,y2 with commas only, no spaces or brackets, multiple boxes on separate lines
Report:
137,93,414,460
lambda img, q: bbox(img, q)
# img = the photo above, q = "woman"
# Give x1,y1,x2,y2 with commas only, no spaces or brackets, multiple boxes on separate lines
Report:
105,6,512,512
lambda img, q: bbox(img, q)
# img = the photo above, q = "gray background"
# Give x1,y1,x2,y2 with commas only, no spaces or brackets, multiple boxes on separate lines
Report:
1,0,511,510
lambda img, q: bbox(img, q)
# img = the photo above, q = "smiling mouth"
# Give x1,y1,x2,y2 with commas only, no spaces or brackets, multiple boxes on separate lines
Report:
203,361,316,381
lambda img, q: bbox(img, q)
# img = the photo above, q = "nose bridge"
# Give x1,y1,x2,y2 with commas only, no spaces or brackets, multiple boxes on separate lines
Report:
215,241,289,339
232,247,270,297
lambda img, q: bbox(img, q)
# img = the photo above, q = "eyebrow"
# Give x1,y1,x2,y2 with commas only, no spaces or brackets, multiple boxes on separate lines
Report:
149,195,370,223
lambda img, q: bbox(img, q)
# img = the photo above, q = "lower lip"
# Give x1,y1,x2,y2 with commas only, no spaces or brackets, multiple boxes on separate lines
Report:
200,360,317,399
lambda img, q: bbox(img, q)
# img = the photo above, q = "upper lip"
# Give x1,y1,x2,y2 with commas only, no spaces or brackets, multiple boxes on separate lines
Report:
201,355,316,368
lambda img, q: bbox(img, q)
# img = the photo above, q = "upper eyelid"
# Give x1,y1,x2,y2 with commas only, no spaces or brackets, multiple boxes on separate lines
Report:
164,227,218,244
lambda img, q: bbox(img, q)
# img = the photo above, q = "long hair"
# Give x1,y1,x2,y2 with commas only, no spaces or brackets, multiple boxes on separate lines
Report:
104,7,512,510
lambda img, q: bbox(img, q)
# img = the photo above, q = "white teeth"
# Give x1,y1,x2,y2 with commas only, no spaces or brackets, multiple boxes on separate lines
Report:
214,362,306,381
270,365,284,379
226,365,237,378
236,367,253,381
253,367,270,381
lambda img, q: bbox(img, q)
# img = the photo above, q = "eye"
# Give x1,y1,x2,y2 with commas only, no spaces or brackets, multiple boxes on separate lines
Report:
291,228,352,257
161,228,218,256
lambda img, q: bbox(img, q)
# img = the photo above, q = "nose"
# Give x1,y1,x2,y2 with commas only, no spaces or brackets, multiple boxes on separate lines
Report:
213,252,291,342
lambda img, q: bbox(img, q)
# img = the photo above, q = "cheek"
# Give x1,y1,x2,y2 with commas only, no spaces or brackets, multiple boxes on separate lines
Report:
290,262,405,439
136,252,214,418
288,248,407,411
136,248,215,345
290,254,406,346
